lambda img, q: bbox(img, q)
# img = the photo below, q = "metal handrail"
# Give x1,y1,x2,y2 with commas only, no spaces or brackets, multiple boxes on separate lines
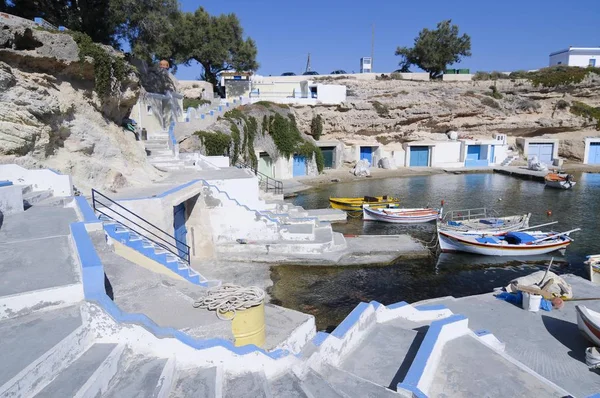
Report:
443,207,499,222
91,189,190,264
235,161,283,194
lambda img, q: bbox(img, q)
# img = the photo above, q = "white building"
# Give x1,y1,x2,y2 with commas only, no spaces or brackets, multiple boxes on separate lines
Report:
549,47,600,68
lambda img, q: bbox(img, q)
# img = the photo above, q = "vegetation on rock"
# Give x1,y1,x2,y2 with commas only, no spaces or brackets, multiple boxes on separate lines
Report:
371,100,390,117
395,20,471,78
570,101,600,130
194,131,231,156
310,114,323,140
528,66,600,88
183,98,211,109
70,31,129,99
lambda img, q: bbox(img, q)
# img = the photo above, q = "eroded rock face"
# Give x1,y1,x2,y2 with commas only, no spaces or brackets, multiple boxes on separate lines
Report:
0,20,160,192
291,77,600,160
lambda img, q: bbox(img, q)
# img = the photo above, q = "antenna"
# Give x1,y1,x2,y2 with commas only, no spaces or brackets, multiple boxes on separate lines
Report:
371,24,375,72
305,53,311,73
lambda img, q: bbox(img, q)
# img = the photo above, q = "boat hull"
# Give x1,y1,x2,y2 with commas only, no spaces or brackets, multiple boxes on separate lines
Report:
363,207,438,224
329,197,398,212
545,180,577,190
438,231,571,256
576,306,600,347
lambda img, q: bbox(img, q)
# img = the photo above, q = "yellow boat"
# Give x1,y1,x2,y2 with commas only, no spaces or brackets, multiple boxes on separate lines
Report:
329,196,399,212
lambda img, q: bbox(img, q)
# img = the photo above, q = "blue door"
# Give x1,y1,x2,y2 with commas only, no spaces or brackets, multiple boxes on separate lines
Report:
490,145,495,164
590,143,600,164
293,155,306,177
528,143,553,164
409,146,429,167
465,145,488,167
173,203,187,259
360,147,373,165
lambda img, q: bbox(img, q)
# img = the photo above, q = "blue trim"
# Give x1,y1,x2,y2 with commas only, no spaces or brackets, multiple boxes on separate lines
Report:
201,114,205,120
210,111,214,116
75,196,101,224
396,384,427,398
70,220,290,360
331,302,370,339
168,121,177,147
586,394,600,398
474,329,491,337
387,301,409,310
0,180,13,187
312,332,329,347
47,168,62,175
415,304,448,311
369,300,383,309
399,314,467,392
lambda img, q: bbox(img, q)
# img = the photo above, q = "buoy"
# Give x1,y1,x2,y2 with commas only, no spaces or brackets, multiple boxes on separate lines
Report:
551,297,564,309
547,210,553,216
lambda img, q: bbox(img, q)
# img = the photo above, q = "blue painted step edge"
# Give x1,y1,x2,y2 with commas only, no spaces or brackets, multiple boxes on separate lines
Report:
103,223,210,287
70,221,289,360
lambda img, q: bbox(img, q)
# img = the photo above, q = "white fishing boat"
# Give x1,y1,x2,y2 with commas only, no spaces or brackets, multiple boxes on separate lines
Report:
576,305,600,347
585,255,600,285
363,205,439,224
437,229,579,256
438,207,531,233
545,173,576,190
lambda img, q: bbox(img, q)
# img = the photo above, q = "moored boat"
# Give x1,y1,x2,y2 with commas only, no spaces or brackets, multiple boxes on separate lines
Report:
585,255,600,285
545,173,576,190
363,205,439,224
576,305,600,347
437,229,579,256
329,196,399,212
438,207,531,233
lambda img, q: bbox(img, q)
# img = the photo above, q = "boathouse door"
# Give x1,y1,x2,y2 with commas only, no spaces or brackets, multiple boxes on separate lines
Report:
409,146,430,167
293,155,307,177
360,146,373,165
173,202,188,258
590,143,600,164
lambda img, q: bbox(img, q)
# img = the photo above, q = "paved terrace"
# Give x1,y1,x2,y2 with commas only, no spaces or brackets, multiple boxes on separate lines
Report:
418,274,600,397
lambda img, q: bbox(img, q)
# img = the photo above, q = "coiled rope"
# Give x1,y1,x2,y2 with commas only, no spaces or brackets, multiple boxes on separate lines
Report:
193,283,266,321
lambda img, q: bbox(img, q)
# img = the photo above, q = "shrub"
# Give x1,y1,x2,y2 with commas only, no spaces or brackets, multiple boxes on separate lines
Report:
310,114,323,140
183,98,211,109
195,131,231,156
262,115,268,135
230,122,241,163
480,97,500,109
490,71,509,80
298,141,324,173
528,66,600,88
390,72,404,80
224,108,244,120
254,101,272,108
371,100,390,117
556,99,569,110
336,105,352,112
488,85,503,99
508,70,530,79
570,101,600,130
514,98,541,112
473,71,491,81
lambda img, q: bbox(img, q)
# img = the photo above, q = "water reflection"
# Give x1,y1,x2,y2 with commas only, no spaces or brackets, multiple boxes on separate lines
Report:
274,172,600,329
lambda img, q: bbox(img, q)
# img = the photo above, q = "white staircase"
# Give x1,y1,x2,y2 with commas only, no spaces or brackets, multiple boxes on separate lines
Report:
500,151,519,166
144,134,189,171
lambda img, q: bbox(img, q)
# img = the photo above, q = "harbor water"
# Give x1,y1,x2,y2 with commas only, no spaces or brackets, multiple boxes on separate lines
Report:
271,172,600,330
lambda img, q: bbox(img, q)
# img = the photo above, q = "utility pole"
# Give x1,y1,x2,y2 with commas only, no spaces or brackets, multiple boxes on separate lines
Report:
305,53,311,73
371,24,375,72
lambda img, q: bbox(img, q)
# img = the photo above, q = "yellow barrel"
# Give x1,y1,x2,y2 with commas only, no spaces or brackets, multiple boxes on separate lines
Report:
228,302,266,348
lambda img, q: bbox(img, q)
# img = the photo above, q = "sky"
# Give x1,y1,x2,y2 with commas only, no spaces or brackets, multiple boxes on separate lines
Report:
175,0,600,80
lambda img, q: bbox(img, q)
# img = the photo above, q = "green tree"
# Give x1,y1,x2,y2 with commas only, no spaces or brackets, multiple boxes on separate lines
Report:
395,20,471,79
109,0,180,62
173,8,258,86
7,0,115,45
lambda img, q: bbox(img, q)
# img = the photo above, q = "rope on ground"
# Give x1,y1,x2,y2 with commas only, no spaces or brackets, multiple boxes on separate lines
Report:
586,347,600,369
346,211,363,219
193,283,265,321
414,233,439,250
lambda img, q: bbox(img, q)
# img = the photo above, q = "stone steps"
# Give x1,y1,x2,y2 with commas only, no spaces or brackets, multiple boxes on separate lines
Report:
102,352,169,398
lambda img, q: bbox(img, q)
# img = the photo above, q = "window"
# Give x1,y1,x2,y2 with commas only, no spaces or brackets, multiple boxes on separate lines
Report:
146,105,153,115
590,59,597,67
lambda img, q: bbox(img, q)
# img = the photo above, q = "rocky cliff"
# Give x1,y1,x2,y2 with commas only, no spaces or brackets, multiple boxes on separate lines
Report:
292,74,600,161
0,16,160,192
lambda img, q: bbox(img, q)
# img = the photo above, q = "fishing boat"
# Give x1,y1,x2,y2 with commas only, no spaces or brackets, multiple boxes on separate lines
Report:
329,196,398,212
438,207,531,233
585,255,600,285
437,229,579,256
545,173,576,190
576,305,600,346
363,205,439,224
